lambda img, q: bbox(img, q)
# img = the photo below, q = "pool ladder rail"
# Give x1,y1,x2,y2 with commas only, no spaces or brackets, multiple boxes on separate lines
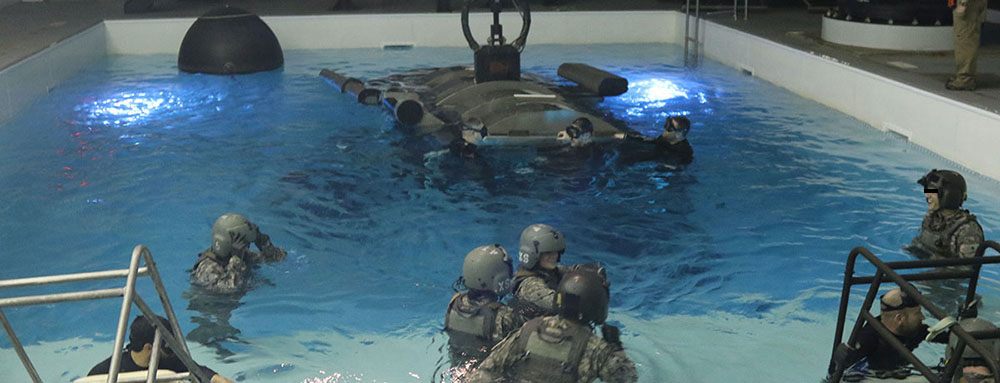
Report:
827,240,1000,383
0,245,209,383
682,0,753,68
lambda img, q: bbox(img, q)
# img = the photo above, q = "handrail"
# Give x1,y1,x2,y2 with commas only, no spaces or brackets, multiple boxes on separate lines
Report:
0,245,206,383
828,241,1000,383
683,0,701,68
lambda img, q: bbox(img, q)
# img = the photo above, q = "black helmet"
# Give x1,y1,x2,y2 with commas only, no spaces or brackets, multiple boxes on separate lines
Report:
556,270,609,325
918,169,967,210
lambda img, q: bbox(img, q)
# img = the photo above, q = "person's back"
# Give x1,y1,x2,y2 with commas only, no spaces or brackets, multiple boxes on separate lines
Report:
88,315,232,383
445,244,523,365
469,270,637,383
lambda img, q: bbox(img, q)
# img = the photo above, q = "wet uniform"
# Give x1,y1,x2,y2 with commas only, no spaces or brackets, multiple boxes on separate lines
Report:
88,351,217,378
190,233,285,293
445,292,526,363
841,316,949,376
467,316,638,383
511,267,564,319
907,210,984,260
618,136,693,167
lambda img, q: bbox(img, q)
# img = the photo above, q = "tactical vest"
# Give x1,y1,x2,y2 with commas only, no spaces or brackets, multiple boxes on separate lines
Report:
915,211,977,259
506,317,592,383
445,293,501,361
193,250,226,269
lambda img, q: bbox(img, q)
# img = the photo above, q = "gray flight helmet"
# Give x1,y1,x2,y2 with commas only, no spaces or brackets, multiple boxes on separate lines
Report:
462,244,514,296
947,318,1000,363
918,169,967,210
211,213,259,244
518,223,566,269
210,232,233,260
556,269,610,325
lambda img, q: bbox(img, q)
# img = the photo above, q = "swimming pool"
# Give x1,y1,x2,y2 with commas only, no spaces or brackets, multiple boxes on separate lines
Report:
1,42,998,382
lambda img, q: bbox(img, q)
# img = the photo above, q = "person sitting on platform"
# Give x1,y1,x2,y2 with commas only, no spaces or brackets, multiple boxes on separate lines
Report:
87,315,233,383
833,288,950,379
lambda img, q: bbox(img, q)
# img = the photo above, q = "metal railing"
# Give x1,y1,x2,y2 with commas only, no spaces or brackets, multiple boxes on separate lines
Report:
0,245,208,383
827,241,1000,383
683,0,701,68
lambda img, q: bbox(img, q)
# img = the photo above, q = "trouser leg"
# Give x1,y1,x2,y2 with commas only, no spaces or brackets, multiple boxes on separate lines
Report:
952,0,986,86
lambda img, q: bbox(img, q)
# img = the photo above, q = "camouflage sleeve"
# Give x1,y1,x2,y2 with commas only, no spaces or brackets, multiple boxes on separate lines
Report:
954,222,985,259
254,233,287,263
190,257,245,293
467,328,521,383
493,305,525,343
516,276,558,313
598,349,639,383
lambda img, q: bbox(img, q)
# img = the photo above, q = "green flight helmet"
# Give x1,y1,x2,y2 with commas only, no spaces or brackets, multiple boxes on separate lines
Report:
462,244,514,296
211,213,259,245
918,169,967,210
518,223,566,269
210,232,234,260
947,318,1000,363
556,270,609,325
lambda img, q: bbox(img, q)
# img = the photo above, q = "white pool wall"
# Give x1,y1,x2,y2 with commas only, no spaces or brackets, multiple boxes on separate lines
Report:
1,11,998,182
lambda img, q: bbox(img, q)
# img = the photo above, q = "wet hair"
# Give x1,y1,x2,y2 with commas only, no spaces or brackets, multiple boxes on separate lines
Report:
127,315,171,352
664,116,691,133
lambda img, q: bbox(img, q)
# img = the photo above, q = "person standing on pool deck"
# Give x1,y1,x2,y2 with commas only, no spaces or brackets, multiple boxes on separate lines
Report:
946,0,988,91
905,169,984,261
467,269,637,383
190,213,287,293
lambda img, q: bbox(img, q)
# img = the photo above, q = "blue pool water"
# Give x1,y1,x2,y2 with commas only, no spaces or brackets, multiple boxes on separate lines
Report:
1,43,999,382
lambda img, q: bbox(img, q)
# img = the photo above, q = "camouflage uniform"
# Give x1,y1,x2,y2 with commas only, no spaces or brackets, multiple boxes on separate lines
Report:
445,292,527,364
907,210,984,260
511,267,563,319
190,233,286,293
467,316,638,383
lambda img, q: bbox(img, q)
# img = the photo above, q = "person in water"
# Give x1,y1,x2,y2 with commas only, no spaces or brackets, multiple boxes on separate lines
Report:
190,213,286,293
617,115,693,167
833,288,950,379
511,223,569,319
445,244,527,366
87,315,233,383
467,269,637,383
905,169,984,261
947,318,1000,383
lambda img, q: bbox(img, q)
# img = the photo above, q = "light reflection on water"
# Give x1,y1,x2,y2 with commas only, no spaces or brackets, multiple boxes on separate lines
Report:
0,44,997,383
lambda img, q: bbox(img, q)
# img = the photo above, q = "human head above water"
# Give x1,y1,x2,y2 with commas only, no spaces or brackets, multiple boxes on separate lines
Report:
462,244,514,297
210,213,259,258
518,223,566,270
918,169,967,211
661,115,691,144
127,314,171,353
880,288,925,337
556,269,610,325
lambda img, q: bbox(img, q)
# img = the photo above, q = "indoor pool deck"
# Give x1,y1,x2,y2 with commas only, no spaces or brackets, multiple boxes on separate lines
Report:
0,0,998,178
2,0,998,111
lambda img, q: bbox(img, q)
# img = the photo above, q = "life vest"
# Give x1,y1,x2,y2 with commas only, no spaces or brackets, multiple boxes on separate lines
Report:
510,268,562,317
506,317,592,383
445,292,501,362
915,211,978,259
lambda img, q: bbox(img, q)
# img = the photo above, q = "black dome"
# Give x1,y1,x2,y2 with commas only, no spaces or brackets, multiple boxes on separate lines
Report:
178,7,284,75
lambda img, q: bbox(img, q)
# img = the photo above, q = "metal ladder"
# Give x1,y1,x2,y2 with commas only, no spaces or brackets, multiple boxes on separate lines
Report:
684,0,751,68
827,241,1000,383
683,0,701,68
0,245,208,383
